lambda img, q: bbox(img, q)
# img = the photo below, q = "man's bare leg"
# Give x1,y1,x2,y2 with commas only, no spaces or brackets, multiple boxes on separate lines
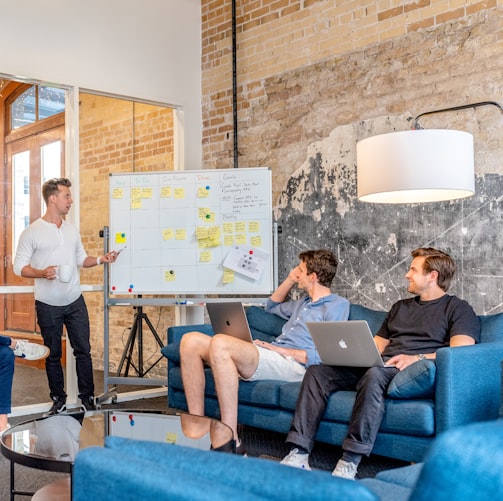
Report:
180,331,212,416
209,334,259,441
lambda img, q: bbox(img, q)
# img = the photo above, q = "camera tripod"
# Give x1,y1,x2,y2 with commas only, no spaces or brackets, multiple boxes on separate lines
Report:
116,305,165,378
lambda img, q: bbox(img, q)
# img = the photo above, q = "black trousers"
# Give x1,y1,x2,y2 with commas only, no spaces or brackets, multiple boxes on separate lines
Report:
36,295,94,401
286,364,399,455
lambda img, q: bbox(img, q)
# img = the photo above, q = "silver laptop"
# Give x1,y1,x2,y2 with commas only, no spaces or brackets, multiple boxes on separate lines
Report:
206,302,253,343
307,320,393,368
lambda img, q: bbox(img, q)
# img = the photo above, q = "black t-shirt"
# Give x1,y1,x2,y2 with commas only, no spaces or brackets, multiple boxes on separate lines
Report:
377,294,480,359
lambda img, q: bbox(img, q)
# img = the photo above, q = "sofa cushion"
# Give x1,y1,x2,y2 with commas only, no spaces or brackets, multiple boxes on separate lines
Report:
387,360,437,399
349,304,387,335
245,306,287,342
479,312,503,343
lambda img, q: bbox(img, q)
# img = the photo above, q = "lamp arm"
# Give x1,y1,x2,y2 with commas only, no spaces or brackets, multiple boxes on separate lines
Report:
411,101,503,130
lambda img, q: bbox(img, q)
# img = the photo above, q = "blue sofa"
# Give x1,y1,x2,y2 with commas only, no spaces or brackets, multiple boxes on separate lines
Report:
72,419,503,500
161,304,503,463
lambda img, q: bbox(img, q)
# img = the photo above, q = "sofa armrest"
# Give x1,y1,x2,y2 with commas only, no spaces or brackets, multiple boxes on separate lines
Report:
435,341,503,432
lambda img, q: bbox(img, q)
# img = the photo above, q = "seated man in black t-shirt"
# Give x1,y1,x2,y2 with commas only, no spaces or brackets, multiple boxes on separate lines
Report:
280,247,480,479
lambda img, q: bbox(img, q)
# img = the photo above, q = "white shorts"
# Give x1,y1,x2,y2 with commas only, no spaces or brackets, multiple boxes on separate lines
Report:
241,346,306,382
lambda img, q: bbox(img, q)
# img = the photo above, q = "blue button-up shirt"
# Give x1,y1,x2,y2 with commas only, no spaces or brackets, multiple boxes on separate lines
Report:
265,294,350,367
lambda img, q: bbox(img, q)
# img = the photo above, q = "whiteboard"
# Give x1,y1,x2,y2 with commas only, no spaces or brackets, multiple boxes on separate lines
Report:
108,168,273,294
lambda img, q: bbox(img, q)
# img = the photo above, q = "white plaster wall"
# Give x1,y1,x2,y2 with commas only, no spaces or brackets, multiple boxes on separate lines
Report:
0,0,202,169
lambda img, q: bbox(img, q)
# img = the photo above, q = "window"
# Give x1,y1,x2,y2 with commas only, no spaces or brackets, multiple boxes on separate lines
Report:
11,85,65,130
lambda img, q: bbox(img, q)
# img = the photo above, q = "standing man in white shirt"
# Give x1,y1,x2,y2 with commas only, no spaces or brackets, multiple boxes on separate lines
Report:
13,178,118,414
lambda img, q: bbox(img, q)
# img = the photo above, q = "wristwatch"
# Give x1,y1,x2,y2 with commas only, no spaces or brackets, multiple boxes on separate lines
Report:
417,353,426,360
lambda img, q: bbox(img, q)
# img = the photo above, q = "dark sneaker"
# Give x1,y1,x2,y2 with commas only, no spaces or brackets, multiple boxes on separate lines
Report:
80,396,96,412
44,396,67,416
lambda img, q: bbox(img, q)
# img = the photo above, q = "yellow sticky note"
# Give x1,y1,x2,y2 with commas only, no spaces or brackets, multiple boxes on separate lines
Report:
160,186,172,198
196,227,209,240
175,229,186,240
165,270,176,282
235,222,246,232
208,226,220,239
223,222,234,234
224,235,234,246
250,235,262,247
131,187,141,198
131,197,142,209
200,251,211,262
163,228,174,240
198,187,209,198
223,269,235,284
166,432,177,444
112,188,123,199
141,187,153,199
115,233,127,244
248,221,260,232
174,187,185,199
235,234,247,245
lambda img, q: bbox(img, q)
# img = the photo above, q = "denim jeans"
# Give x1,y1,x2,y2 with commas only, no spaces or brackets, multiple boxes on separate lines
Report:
0,335,15,414
286,364,399,455
36,295,94,401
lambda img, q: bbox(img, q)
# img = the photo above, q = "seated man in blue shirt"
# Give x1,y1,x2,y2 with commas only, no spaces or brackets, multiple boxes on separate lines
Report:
180,249,350,452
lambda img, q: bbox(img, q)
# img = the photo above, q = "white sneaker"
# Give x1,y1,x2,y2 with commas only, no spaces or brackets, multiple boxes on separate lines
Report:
280,448,311,470
13,340,49,361
332,459,358,480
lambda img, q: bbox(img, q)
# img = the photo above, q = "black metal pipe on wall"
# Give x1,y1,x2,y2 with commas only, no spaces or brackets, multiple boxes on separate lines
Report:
232,0,238,168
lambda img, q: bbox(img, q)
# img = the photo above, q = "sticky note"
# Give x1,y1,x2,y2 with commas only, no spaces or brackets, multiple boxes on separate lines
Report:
141,187,153,199
112,188,123,199
223,222,234,234
250,235,262,247
174,187,185,199
224,235,234,246
160,186,172,198
165,270,176,282
131,187,141,198
198,187,209,198
235,222,246,232
131,197,142,209
200,251,211,262
235,234,247,245
175,229,186,240
248,221,260,232
166,432,177,444
196,227,209,240
163,228,174,240
115,233,126,244
223,269,235,284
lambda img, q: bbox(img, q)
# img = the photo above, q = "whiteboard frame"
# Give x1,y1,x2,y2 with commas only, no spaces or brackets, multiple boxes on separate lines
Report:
108,168,274,295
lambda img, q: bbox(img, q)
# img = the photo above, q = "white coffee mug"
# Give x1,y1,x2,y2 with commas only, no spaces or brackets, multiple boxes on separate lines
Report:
58,264,72,283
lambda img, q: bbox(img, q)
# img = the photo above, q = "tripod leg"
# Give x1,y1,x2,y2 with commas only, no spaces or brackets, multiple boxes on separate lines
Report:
116,313,140,377
143,314,165,348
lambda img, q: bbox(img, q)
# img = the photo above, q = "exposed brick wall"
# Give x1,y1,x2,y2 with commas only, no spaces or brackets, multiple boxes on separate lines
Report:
79,93,175,373
201,1,502,175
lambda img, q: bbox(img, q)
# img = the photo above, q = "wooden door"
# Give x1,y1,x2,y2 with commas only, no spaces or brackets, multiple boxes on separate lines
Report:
4,127,65,332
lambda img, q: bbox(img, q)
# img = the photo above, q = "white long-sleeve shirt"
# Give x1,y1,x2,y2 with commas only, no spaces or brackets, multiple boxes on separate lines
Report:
13,218,88,306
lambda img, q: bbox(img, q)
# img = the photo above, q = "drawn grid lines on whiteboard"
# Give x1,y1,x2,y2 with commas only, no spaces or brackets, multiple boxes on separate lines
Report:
109,168,273,294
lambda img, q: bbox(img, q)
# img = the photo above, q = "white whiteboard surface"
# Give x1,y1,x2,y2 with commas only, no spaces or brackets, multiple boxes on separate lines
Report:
109,168,273,294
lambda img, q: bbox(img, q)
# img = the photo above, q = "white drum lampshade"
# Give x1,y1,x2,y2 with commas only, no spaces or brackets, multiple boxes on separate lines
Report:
356,129,475,203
